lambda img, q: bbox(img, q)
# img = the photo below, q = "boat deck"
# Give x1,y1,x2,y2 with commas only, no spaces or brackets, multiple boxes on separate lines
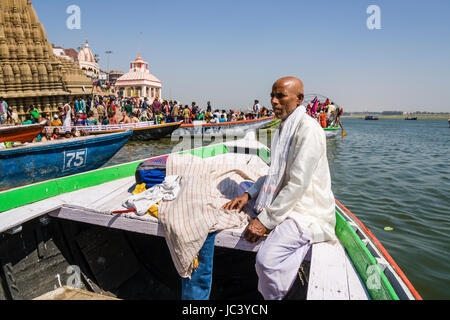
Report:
0,175,370,300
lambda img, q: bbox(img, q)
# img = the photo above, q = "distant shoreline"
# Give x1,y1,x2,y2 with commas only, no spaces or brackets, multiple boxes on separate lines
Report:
342,115,450,120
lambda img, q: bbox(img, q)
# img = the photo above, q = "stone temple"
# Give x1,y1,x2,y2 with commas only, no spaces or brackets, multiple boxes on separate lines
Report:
0,0,93,121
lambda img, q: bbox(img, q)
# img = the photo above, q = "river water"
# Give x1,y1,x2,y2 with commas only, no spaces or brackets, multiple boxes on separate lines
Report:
105,118,450,299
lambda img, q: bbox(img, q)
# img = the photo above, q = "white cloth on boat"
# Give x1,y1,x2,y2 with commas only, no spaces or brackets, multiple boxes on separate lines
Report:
122,175,181,216
247,105,337,244
255,218,311,300
159,152,268,278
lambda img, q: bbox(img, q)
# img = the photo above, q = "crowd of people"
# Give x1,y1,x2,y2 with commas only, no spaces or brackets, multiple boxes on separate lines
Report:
2,94,343,141
304,97,344,130
26,96,275,129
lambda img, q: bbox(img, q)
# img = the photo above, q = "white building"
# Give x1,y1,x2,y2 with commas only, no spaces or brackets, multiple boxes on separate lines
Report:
78,40,100,80
115,54,162,100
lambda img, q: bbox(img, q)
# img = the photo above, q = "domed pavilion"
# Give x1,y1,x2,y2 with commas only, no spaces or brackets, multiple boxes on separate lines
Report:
115,54,162,100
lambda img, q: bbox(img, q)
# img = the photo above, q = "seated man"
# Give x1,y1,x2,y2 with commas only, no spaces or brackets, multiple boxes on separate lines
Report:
223,76,336,300
121,111,132,124
49,115,62,127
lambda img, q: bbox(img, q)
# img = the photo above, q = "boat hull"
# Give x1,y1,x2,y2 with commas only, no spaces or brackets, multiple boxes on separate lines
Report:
46,122,182,141
172,117,275,137
0,123,45,143
0,131,132,191
324,126,340,137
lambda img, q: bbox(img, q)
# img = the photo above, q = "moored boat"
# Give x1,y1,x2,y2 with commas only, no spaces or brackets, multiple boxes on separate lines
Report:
45,121,183,141
172,116,275,137
405,117,418,120
0,130,132,191
263,119,342,138
365,115,379,120
324,126,341,137
0,133,421,300
0,122,46,143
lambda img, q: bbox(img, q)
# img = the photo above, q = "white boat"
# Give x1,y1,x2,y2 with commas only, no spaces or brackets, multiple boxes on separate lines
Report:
0,132,420,300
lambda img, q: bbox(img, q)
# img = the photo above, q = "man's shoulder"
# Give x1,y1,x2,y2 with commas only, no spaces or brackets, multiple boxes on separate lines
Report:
296,113,326,140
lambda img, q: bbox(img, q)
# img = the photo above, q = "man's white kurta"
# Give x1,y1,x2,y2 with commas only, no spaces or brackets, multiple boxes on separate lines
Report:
247,109,336,244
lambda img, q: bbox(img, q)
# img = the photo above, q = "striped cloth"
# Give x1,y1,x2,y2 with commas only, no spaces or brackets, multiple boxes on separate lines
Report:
159,152,268,278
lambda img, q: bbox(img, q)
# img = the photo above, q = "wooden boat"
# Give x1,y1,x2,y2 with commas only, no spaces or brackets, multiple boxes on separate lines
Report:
405,117,418,120
45,121,183,141
172,116,275,137
0,122,46,143
0,133,421,300
324,126,341,138
365,115,379,120
0,130,132,192
262,118,342,138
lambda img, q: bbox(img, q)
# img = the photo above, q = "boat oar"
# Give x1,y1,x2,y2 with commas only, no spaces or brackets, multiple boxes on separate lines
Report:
337,119,346,137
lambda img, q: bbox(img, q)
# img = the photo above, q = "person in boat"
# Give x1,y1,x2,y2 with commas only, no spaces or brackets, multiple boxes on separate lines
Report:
131,113,140,124
319,110,327,128
75,111,86,126
335,105,345,131
51,128,60,140
29,105,41,124
63,101,72,130
182,105,191,124
223,76,336,300
152,97,162,117
49,115,62,127
71,127,80,138
0,97,7,124
171,103,180,122
124,101,133,116
253,100,261,118
107,102,117,124
121,111,132,124
209,115,219,124
86,112,98,126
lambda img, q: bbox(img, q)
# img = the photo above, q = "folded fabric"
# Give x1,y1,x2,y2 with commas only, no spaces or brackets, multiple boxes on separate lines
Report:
159,153,268,278
123,175,181,216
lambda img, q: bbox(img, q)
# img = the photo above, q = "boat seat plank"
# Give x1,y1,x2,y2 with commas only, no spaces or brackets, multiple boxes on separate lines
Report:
58,176,136,209
307,241,369,300
0,197,64,233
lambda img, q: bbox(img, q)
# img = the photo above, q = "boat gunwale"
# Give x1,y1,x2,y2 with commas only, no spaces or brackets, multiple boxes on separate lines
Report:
179,116,275,128
335,199,422,300
44,121,183,134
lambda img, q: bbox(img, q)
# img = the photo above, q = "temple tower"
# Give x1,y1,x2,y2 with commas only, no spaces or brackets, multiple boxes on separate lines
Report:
0,0,93,121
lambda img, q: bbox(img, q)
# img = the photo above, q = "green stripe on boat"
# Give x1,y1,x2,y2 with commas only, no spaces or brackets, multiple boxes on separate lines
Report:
0,160,141,213
335,212,399,300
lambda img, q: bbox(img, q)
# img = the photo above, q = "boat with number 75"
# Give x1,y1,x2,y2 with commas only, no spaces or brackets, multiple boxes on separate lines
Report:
0,130,132,192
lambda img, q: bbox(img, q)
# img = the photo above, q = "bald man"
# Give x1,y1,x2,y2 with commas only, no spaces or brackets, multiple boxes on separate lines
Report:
223,76,336,300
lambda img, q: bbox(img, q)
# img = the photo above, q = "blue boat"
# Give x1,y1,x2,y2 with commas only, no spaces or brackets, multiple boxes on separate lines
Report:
0,130,132,191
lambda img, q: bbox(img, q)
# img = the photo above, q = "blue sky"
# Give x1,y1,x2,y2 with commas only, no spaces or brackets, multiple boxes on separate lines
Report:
33,0,450,112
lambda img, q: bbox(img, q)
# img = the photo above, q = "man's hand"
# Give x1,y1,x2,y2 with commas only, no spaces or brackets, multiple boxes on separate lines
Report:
244,219,269,243
222,193,250,212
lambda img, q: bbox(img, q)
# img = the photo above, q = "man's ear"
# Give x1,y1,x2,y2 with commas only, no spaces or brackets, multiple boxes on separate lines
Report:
298,94,304,104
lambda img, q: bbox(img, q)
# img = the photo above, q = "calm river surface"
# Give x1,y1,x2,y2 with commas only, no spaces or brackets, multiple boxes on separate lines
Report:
105,118,450,300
